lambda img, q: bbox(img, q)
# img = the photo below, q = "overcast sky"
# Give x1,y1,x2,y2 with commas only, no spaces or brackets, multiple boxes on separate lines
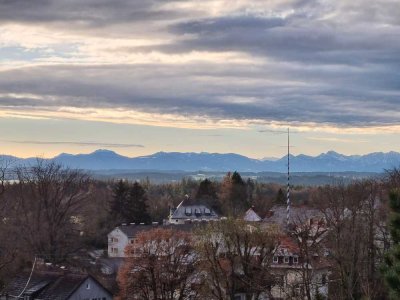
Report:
0,0,399,158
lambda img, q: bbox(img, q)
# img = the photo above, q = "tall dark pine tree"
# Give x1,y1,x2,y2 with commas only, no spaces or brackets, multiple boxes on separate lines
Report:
382,191,400,299
127,182,151,224
110,180,130,222
231,171,248,214
196,178,220,212
219,171,249,217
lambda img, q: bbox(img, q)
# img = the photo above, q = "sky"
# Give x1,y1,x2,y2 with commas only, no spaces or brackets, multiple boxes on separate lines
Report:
0,0,399,159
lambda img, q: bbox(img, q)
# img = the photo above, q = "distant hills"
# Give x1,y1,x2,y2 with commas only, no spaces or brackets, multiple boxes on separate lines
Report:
1,149,400,173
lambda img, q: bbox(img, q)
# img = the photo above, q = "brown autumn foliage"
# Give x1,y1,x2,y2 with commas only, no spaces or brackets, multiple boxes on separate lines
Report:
117,228,197,300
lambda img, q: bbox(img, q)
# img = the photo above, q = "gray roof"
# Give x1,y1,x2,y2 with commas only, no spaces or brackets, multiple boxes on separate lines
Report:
170,197,219,220
115,223,200,238
263,205,323,228
1,271,112,300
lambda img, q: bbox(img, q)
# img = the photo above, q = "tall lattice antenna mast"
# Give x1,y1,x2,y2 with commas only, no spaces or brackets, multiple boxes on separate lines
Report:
287,127,290,227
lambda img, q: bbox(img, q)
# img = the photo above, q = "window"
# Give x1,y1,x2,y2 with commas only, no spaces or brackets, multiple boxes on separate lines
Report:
293,256,298,264
112,248,118,254
273,256,278,263
322,274,327,285
284,256,289,264
86,283,91,289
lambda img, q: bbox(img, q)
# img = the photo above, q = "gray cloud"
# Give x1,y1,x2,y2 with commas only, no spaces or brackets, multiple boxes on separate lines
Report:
0,0,399,129
0,60,399,127
0,0,183,26
165,13,400,67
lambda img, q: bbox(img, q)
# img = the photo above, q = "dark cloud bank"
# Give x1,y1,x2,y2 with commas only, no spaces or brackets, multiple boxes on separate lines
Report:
0,0,399,128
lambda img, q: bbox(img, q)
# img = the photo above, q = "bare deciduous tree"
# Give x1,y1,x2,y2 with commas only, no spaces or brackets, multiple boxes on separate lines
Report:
196,219,281,300
289,214,328,300
10,160,91,263
313,180,387,300
117,228,197,300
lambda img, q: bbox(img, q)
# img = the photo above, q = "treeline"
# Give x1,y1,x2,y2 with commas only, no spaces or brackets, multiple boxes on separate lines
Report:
109,171,313,226
0,159,399,299
0,161,306,284
116,174,400,300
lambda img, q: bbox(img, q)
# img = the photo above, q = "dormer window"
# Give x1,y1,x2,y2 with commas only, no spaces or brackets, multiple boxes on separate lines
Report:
185,208,192,216
204,208,211,215
273,256,278,263
195,208,202,216
284,256,289,264
293,256,298,264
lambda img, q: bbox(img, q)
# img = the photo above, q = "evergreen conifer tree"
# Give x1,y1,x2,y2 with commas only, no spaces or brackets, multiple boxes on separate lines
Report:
382,191,400,299
127,182,151,224
218,171,249,217
110,179,130,221
196,178,220,213
275,188,286,205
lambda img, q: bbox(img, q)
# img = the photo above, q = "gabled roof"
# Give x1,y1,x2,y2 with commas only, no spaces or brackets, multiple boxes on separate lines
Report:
1,271,112,300
170,197,219,220
243,207,262,222
277,236,300,255
264,205,323,228
116,224,153,238
111,223,199,238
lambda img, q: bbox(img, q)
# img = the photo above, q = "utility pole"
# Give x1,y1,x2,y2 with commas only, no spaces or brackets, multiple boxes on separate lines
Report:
287,127,290,227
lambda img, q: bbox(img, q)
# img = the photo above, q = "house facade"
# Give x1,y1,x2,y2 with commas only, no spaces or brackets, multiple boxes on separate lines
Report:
270,237,329,299
107,224,154,258
108,223,195,258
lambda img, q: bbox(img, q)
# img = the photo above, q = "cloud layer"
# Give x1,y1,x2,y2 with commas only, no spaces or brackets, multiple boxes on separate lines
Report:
0,0,399,132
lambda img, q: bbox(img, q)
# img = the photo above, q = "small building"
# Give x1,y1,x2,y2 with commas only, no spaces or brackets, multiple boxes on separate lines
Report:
264,205,324,229
243,207,263,222
108,223,196,258
108,223,156,258
168,196,219,224
0,271,112,300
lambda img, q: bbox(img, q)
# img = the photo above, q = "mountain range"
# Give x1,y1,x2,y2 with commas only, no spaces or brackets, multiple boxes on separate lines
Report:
1,149,400,173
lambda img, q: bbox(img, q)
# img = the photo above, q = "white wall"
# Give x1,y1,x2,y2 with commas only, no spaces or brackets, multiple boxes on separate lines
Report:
107,228,129,258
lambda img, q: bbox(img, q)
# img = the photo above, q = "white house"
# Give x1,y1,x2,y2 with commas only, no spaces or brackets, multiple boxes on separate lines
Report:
108,223,195,258
107,224,152,258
